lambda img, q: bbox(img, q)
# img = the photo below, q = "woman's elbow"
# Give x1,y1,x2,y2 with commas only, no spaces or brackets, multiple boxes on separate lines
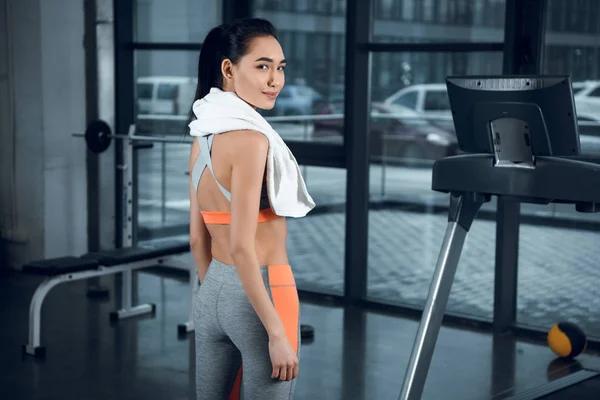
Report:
189,235,207,252
229,241,254,260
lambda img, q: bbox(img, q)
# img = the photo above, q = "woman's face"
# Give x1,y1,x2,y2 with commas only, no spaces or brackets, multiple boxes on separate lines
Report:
221,35,286,110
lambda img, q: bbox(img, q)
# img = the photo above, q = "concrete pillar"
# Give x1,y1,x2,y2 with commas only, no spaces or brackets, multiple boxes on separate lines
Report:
0,0,88,269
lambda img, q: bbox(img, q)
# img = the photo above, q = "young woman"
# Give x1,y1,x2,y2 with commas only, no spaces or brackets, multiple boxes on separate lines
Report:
186,18,315,400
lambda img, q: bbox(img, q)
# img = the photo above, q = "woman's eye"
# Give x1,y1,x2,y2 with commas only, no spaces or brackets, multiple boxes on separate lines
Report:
257,64,285,71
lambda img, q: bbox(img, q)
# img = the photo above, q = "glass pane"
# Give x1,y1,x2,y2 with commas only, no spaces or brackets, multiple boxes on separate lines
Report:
366,52,503,320
133,50,196,240
546,0,600,34
287,166,346,295
372,0,506,42
253,0,346,145
516,0,600,338
136,140,189,242
250,3,347,294
134,0,221,42
134,50,196,134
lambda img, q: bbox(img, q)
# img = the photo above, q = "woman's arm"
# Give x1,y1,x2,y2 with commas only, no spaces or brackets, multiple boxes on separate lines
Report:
189,139,212,282
228,130,287,340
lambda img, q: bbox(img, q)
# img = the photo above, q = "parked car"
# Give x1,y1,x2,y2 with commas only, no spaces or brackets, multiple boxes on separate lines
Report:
577,112,600,157
384,81,600,132
383,83,451,113
136,76,197,116
572,80,600,118
382,83,456,135
313,101,458,165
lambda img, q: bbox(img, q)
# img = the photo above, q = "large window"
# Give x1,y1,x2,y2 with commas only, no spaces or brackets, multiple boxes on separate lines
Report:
125,1,348,295
365,52,503,318
132,50,196,241
515,0,600,338
123,1,600,348
130,0,221,241
251,0,348,295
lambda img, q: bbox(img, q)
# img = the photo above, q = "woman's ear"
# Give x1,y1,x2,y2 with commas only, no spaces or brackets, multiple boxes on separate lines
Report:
221,59,234,80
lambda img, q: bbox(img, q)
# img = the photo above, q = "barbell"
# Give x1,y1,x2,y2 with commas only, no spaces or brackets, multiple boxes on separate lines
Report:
74,119,192,154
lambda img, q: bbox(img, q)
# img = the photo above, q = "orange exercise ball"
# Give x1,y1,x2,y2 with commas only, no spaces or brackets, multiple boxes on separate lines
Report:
547,322,587,359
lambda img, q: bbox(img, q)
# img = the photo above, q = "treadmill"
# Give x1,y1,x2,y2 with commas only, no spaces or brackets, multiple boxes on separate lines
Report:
396,75,600,400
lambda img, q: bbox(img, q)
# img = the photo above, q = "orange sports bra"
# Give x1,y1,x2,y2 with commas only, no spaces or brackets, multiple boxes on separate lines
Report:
200,208,279,225
191,135,280,225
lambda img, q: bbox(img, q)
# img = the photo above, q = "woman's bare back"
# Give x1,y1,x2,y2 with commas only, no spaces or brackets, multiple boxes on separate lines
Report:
190,131,289,266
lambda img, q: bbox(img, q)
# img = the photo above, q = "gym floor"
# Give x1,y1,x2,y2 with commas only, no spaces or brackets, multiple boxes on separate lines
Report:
2,266,599,400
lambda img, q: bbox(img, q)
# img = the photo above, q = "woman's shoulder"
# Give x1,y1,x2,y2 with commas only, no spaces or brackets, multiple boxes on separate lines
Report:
226,129,269,151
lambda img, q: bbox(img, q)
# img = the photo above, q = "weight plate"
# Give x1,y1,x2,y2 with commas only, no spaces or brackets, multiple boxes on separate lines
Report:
85,120,112,153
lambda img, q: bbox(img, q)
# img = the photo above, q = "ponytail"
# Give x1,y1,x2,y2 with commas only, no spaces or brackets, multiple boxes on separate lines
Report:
196,25,227,100
186,25,227,130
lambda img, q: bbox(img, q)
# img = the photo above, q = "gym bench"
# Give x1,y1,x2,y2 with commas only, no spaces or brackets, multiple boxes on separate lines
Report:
21,241,197,357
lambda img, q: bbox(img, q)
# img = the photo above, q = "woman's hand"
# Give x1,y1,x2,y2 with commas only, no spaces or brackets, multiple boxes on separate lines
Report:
268,334,299,381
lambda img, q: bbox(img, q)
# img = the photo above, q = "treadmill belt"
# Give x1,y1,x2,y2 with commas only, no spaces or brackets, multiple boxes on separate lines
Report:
538,373,600,400
507,369,600,400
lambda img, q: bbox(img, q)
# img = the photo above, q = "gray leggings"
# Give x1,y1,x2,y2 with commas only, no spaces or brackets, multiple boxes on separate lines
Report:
193,258,300,400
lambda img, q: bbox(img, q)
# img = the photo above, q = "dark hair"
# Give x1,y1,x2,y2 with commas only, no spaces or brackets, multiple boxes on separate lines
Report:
186,18,278,129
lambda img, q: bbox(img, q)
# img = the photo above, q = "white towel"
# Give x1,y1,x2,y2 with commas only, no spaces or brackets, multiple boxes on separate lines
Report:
188,87,316,218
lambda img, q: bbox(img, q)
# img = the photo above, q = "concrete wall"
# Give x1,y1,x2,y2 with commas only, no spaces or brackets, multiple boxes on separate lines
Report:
0,0,15,268
0,0,87,269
